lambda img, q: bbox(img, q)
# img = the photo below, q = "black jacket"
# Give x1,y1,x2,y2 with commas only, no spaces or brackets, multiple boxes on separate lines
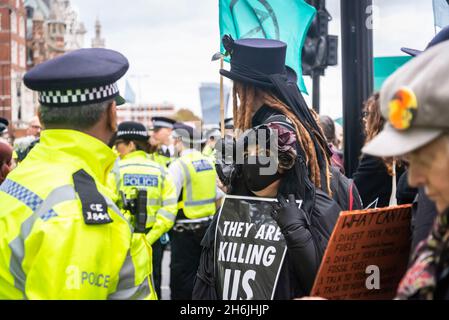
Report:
353,155,406,208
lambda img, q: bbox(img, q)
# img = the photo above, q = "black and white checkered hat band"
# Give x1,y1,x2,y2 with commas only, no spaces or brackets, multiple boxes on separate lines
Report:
38,83,119,106
117,130,148,138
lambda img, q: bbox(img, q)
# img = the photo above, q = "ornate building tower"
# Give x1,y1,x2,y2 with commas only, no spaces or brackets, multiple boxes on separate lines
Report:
91,17,105,48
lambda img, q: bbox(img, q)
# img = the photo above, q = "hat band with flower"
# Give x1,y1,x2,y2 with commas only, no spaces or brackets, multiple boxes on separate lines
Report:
388,87,418,131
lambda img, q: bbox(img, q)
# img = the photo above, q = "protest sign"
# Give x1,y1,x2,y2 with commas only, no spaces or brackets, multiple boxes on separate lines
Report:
311,205,412,300
214,195,289,300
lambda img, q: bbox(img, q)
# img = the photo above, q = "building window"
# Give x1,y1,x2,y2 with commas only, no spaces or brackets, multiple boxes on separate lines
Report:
19,16,25,37
26,6,33,19
19,44,25,68
11,11,17,34
11,41,18,65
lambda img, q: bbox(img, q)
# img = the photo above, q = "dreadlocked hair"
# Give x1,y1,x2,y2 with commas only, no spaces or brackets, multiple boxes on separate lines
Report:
233,83,256,134
232,82,332,195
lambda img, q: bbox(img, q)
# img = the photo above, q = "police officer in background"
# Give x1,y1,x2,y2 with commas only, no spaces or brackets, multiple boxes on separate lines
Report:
149,117,176,168
168,123,224,300
0,48,155,299
112,121,178,299
224,117,235,138
202,126,221,161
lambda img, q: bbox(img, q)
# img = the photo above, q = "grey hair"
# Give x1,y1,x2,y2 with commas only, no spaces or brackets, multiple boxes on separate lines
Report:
39,99,113,130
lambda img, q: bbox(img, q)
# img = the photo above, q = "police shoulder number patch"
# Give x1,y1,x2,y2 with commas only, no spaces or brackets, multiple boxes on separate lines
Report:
192,159,213,172
73,169,113,225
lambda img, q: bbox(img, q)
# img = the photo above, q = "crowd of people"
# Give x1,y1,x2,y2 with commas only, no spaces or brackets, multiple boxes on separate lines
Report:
1,26,449,300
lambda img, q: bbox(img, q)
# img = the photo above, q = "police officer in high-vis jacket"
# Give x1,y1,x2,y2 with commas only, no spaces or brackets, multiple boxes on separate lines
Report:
168,123,224,300
0,48,156,300
149,117,176,168
112,121,178,298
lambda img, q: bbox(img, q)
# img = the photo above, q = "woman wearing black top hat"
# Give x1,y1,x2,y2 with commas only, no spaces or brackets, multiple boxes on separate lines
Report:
193,36,361,300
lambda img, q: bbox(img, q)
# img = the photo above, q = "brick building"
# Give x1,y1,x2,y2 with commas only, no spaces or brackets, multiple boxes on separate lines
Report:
0,0,32,136
0,0,87,136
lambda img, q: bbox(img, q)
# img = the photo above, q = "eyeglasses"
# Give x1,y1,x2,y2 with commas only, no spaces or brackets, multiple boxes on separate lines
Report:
361,111,373,118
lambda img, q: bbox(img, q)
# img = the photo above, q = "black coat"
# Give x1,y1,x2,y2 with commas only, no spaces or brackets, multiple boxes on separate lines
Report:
353,155,406,208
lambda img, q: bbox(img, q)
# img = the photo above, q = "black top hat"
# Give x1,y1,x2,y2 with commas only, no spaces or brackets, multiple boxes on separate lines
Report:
116,121,149,141
151,117,176,130
401,25,449,56
173,123,205,144
0,118,9,134
219,36,297,88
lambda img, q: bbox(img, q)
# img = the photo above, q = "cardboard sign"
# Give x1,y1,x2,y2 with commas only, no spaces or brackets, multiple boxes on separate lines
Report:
311,205,412,300
214,195,288,300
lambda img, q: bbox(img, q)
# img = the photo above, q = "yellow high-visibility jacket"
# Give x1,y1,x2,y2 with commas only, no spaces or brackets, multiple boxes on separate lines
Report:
112,151,178,245
174,150,217,220
0,130,156,300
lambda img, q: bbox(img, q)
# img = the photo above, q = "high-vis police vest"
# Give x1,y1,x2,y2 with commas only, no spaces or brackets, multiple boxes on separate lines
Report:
149,149,172,169
0,130,156,300
202,145,217,164
175,150,217,220
117,151,177,245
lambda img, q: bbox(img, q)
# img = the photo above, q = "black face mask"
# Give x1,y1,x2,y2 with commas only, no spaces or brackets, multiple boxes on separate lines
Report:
242,156,281,192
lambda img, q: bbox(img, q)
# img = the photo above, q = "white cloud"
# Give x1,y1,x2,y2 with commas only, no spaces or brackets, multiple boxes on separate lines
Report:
72,0,436,120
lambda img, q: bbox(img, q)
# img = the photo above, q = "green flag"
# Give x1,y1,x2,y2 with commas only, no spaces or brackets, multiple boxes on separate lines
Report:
219,0,316,93
374,56,412,91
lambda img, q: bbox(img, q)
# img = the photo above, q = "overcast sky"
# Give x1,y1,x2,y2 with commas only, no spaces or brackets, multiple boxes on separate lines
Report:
71,0,436,119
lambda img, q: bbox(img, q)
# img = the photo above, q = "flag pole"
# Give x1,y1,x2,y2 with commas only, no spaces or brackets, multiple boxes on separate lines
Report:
220,56,225,139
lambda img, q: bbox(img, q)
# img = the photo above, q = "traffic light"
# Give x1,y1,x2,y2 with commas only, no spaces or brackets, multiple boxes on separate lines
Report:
302,1,338,76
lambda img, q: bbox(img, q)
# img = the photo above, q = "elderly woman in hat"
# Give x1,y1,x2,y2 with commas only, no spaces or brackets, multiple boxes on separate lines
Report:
193,37,361,300
363,41,449,300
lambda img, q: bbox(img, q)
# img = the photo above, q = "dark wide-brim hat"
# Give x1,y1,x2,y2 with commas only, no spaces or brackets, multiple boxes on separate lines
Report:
219,37,297,88
116,121,149,141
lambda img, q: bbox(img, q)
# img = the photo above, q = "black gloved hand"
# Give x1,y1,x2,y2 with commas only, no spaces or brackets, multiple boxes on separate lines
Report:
215,136,238,190
271,194,311,233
